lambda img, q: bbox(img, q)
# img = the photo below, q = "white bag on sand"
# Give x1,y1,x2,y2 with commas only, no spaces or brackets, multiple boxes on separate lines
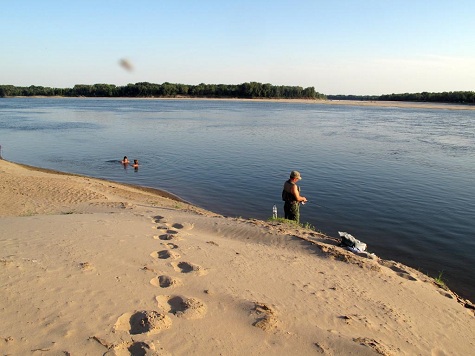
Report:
338,231,367,252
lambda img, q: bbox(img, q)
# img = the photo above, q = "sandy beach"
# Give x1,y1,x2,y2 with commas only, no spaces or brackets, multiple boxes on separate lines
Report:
166,97,475,111
16,95,475,111
1,159,474,355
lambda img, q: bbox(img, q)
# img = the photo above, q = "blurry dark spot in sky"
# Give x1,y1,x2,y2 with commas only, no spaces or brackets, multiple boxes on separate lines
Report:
119,58,133,72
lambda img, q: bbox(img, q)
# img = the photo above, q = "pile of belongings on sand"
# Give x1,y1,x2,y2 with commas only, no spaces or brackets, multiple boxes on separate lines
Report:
338,231,367,253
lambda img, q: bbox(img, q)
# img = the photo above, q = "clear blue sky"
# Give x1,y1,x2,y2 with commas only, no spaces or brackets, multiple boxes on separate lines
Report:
1,0,474,95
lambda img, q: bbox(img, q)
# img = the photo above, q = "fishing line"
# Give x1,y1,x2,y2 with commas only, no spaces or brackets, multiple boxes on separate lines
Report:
302,201,328,209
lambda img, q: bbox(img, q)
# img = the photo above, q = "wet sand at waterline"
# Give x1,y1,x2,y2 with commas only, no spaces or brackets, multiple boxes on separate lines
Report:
0,159,474,354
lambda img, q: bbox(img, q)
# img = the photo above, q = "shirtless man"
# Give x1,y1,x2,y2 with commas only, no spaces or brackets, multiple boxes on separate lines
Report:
282,170,307,222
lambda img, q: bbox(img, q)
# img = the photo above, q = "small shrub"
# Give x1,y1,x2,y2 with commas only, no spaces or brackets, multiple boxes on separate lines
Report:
268,217,315,231
434,271,447,289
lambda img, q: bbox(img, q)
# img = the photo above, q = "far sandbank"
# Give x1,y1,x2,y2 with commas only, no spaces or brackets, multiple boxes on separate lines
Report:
9,95,475,111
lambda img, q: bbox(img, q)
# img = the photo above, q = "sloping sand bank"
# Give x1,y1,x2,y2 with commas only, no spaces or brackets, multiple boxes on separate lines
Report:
1,159,474,355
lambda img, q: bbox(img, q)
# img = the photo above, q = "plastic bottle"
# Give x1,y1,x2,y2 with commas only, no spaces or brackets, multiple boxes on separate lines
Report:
272,205,277,219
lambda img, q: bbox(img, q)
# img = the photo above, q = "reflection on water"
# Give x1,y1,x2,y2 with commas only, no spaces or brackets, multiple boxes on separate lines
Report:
1,98,475,300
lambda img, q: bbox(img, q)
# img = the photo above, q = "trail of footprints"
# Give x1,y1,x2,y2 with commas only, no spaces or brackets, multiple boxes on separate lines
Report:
149,216,206,291
96,215,208,354
96,214,273,354
92,215,278,354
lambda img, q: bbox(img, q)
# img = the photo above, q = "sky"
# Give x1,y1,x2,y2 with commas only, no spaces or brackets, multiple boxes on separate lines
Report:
1,0,475,95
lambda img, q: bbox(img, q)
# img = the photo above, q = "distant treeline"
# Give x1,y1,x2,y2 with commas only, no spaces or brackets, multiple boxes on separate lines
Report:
328,91,475,104
2,83,474,104
0,82,325,100
379,91,475,104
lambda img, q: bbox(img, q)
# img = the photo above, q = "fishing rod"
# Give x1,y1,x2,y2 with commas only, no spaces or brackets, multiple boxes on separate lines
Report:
301,200,328,209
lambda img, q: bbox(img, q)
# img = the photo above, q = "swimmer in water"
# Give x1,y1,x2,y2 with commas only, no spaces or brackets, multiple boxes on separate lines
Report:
132,159,139,169
121,156,129,165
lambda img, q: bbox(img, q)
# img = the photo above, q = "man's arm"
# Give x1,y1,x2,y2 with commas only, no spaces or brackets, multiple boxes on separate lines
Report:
291,185,307,203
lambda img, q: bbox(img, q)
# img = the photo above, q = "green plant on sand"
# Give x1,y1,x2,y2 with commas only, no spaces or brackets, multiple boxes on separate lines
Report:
434,271,448,289
268,217,316,231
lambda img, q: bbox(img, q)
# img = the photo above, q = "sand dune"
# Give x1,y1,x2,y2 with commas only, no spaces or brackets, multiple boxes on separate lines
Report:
0,159,474,355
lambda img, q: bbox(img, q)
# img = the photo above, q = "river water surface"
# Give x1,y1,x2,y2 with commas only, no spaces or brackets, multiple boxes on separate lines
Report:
1,98,474,300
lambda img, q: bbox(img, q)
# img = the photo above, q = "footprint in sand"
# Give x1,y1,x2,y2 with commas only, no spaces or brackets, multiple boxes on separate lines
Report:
251,302,278,331
156,295,207,319
158,232,181,241
126,341,156,355
152,234,176,241
150,275,182,288
171,222,194,231
150,250,180,260
171,261,207,275
395,272,418,281
154,225,170,231
338,314,374,329
154,220,193,235
152,215,165,224
151,215,171,231
100,339,159,355
353,337,394,355
79,261,95,272
313,342,328,353
379,260,418,281
438,290,454,299
114,310,172,335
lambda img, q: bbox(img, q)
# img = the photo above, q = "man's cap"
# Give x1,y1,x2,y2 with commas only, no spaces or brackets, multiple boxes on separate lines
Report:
290,170,302,180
